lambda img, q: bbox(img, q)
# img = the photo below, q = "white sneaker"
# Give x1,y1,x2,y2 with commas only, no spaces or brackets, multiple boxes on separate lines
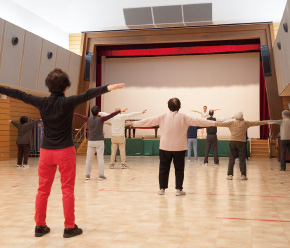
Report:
158,189,165,195
203,163,208,167
227,175,233,180
122,164,129,169
17,165,21,167
99,176,107,181
110,164,114,169
194,159,198,162
187,159,191,162
22,164,29,168
86,175,90,180
176,189,186,196
241,175,248,180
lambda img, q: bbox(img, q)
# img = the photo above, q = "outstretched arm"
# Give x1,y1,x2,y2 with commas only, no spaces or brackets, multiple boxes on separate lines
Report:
120,109,147,119
74,113,88,122
185,116,216,127
130,114,164,127
66,83,125,108
26,119,42,128
101,109,122,122
246,120,271,127
265,120,282,125
190,110,201,114
10,120,20,129
0,86,44,108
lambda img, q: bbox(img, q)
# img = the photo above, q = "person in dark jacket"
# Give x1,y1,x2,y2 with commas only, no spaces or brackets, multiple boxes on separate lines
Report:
0,68,124,238
9,116,41,167
74,106,126,180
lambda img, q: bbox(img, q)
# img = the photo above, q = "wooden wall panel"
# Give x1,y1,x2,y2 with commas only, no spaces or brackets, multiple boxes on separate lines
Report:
273,23,280,39
66,52,81,96
55,46,70,73
20,32,42,91
0,96,10,161
38,40,57,93
0,22,25,87
282,96,290,110
69,33,82,55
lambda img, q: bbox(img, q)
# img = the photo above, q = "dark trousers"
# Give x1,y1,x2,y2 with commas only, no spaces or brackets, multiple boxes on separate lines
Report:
159,149,186,190
228,141,247,176
281,140,290,169
204,134,219,164
17,144,30,165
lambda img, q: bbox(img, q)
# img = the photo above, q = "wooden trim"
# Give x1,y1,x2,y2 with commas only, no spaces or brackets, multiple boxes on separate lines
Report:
0,21,6,74
36,39,44,91
18,30,26,87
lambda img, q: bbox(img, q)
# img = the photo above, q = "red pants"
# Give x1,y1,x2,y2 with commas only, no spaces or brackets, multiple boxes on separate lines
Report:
35,146,76,228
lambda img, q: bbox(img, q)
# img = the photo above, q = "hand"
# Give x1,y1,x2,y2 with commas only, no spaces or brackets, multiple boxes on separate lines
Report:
214,109,221,111
107,83,125,91
8,120,12,123
121,108,128,113
126,121,133,126
40,119,42,122
190,110,199,113
142,109,147,114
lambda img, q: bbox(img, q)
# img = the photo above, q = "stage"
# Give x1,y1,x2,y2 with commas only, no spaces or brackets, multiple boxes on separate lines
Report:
104,138,250,157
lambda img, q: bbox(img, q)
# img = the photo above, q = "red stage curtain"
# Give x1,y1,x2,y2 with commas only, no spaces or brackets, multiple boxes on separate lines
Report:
101,44,260,57
260,60,270,139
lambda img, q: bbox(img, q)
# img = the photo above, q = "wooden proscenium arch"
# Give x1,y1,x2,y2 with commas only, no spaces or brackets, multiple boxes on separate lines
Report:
75,23,283,136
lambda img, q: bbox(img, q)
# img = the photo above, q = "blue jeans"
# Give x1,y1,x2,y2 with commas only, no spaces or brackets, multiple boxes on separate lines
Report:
187,138,198,161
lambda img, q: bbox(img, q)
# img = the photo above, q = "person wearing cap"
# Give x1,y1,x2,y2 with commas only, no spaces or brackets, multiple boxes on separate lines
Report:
216,111,271,180
99,107,147,169
203,110,231,166
267,110,290,171
74,106,126,180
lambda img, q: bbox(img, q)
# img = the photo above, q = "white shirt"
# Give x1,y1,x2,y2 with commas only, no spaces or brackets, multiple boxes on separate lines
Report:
99,112,142,136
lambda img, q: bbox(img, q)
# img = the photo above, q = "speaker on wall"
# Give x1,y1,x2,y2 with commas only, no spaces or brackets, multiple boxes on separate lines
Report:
261,45,272,77
84,52,93,81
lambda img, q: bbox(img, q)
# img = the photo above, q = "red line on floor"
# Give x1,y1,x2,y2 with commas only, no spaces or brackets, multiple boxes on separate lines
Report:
98,189,290,199
131,178,135,181
11,185,18,187
216,217,290,223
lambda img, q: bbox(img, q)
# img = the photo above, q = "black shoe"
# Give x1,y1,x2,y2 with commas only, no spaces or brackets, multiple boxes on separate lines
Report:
63,224,83,238
35,225,50,237
280,168,286,171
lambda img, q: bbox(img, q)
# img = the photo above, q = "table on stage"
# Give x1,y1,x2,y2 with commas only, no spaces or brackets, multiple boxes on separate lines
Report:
125,119,159,138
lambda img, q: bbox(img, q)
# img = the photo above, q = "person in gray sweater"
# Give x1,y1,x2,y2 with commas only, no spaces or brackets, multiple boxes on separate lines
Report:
10,116,41,167
74,106,125,180
268,110,290,171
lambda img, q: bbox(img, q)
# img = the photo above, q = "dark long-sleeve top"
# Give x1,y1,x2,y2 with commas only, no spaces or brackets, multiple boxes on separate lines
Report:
74,110,120,141
0,85,109,149
187,126,203,139
11,120,41,145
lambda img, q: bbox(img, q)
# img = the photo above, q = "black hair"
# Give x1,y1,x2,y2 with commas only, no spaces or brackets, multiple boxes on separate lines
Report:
168,98,181,112
209,110,214,116
20,116,28,124
91,106,100,116
45,68,71,93
203,106,207,108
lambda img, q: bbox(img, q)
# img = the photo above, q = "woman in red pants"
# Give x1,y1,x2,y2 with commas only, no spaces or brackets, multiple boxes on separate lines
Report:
0,68,124,238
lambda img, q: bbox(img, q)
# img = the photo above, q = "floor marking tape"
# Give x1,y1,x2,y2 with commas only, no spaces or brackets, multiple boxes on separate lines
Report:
216,217,290,222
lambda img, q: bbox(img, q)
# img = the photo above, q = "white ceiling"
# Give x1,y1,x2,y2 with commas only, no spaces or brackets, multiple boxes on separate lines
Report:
10,0,288,33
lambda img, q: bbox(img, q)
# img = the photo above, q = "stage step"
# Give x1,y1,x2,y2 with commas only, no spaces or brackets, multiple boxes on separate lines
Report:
76,138,88,155
250,139,270,158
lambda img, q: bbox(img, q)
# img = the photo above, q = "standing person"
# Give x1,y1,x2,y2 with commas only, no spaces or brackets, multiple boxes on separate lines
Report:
129,98,216,196
268,110,290,171
100,108,147,169
216,111,271,180
0,68,124,238
74,106,126,180
9,117,41,167
191,106,220,138
187,126,202,162
203,110,231,166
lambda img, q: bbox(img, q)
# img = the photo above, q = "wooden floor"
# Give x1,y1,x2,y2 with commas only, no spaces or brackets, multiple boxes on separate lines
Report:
1,155,290,248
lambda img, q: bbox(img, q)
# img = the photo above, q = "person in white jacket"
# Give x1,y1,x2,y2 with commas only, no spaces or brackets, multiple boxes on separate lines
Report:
100,107,146,169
